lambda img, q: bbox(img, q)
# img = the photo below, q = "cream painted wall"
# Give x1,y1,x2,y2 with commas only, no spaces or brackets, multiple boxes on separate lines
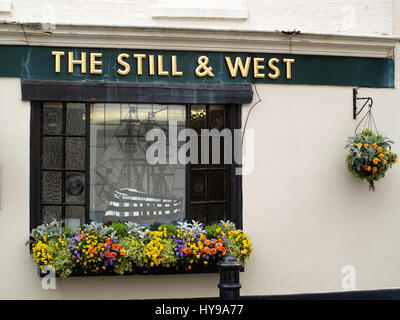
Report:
0,0,394,36
241,84,400,295
1,78,400,298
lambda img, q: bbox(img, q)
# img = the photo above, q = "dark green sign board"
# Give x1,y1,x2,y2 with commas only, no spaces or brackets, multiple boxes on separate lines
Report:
0,45,394,87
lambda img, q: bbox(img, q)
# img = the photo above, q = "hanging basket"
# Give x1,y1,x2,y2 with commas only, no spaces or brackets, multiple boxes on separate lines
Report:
345,129,398,191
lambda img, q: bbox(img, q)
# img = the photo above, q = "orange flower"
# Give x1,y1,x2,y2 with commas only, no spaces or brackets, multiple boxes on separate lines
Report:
78,234,83,240
200,234,206,241
204,239,211,246
379,153,385,159
221,247,226,253
377,147,383,153
105,251,111,258
112,244,119,251
211,248,217,255
216,242,222,248
384,160,388,165
106,238,113,244
88,247,95,254
183,247,192,255
188,265,192,270
204,247,211,254
372,167,378,174
364,144,369,148
120,249,126,256
372,143,377,148
367,166,371,171
373,158,380,164
111,252,117,258
363,165,369,171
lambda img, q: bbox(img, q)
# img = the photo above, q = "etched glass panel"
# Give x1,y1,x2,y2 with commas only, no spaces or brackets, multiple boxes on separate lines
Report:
65,206,85,230
42,137,62,168
90,103,186,226
43,102,63,134
65,171,85,204
42,206,62,224
66,137,85,169
190,204,207,224
208,204,227,224
42,171,62,203
208,170,226,201
191,171,207,202
66,103,86,135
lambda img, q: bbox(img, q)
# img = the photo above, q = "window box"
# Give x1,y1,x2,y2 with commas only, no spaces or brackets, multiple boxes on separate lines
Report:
30,220,251,279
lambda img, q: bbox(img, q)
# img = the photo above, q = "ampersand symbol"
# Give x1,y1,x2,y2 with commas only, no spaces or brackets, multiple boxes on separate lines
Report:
195,56,215,77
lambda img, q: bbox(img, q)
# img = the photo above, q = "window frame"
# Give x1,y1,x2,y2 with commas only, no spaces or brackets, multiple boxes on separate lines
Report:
27,81,248,230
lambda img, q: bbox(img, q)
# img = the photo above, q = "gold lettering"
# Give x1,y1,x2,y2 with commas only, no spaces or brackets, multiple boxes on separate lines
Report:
68,52,87,74
117,53,131,76
149,55,155,75
171,55,183,76
134,54,146,75
52,51,65,73
268,58,280,79
157,55,169,76
283,58,295,79
225,57,251,77
253,58,265,78
90,53,102,74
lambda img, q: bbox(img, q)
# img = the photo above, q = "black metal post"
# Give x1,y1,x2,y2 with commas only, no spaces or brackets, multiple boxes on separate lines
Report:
218,255,242,300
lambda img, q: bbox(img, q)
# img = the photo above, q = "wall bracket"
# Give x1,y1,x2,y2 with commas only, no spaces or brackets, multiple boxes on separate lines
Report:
353,88,373,120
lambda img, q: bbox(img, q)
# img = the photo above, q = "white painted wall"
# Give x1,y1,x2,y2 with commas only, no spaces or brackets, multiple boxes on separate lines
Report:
0,0,394,36
242,84,400,295
1,78,400,298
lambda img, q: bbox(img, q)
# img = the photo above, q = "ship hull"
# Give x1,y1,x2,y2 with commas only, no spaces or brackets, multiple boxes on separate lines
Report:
104,188,182,225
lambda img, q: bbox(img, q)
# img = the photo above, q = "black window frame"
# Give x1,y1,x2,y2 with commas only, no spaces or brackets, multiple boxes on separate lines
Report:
25,81,251,230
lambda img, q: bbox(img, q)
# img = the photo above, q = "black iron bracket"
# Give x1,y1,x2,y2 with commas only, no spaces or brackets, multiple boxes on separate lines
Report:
353,88,373,119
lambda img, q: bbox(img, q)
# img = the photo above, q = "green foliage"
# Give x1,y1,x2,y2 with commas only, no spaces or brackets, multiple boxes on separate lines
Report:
345,129,398,190
159,239,178,268
62,227,72,236
118,237,146,270
205,224,220,239
110,222,129,239
158,224,178,237
48,238,74,278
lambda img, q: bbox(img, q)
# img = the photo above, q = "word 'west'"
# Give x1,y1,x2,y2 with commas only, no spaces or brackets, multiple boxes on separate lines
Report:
51,51,295,79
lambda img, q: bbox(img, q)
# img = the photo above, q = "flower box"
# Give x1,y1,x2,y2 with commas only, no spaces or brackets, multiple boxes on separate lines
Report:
30,220,251,278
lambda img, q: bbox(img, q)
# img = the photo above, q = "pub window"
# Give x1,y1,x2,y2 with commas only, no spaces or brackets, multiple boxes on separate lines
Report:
31,102,241,229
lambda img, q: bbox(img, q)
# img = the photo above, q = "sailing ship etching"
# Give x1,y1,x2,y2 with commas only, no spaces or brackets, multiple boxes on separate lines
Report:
92,105,184,225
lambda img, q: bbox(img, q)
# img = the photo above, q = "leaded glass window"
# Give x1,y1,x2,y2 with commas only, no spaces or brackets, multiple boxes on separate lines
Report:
33,102,240,229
